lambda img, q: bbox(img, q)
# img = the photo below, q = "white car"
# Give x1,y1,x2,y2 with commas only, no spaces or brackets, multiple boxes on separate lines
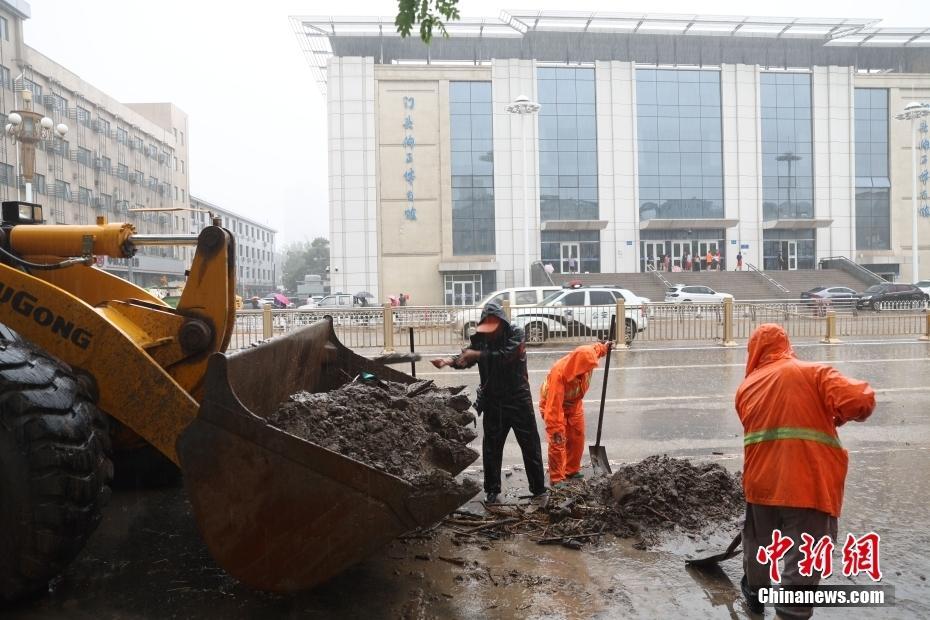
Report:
916,280,930,297
664,284,733,303
510,286,648,344
453,286,561,339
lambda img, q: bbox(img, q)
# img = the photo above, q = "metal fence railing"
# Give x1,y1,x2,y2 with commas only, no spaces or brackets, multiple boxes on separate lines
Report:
227,299,930,352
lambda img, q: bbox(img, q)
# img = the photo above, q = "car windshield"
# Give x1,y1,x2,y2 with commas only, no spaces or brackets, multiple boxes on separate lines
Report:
808,287,825,292
541,290,565,304
864,285,885,293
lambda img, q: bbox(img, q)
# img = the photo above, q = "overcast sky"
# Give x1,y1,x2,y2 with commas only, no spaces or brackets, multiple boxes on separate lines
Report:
23,0,928,246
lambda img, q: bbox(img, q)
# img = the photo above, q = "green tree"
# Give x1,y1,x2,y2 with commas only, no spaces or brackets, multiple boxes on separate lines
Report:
395,0,460,44
280,237,330,292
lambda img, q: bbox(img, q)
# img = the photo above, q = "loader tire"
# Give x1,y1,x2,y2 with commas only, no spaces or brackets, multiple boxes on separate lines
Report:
0,339,112,603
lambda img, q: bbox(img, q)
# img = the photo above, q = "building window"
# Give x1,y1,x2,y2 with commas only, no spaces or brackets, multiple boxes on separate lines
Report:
0,65,10,90
0,16,8,41
23,79,42,101
180,130,184,145
77,147,92,167
116,163,128,180
0,163,13,186
34,173,46,195
854,88,890,251
116,127,128,144
450,82,495,255
56,179,71,202
540,230,600,275
97,118,110,135
181,160,185,174
761,73,813,221
538,66,600,272
636,68,723,222
79,186,92,206
101,193,112,210
100,156,111,173
50,94,68,113
75,106,90,127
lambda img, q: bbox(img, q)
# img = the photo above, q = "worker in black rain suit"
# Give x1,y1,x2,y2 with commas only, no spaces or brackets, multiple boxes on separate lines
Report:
431,301,547,503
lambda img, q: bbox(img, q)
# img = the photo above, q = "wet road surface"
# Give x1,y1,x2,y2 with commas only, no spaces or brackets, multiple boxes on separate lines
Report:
13,340,930,618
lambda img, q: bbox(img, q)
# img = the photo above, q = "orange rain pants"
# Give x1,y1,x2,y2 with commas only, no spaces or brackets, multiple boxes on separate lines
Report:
539,342,608,484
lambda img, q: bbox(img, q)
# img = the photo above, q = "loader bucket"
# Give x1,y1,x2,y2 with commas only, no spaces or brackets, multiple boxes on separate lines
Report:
176,320,477,592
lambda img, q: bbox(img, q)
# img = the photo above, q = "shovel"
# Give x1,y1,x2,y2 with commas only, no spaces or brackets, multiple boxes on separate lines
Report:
588,316,616,475
685,532,743,568
371,352,422,365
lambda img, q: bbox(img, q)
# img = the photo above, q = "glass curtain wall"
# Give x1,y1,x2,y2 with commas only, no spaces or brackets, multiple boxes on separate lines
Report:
761,73,813,220
854,88,890,251
636,69,723,222
450,82,495,255
537,67,600,273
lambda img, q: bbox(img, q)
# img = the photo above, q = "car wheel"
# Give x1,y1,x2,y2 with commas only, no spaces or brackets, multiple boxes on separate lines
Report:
526,322,548,344
870,300,879,311
625,319,636,344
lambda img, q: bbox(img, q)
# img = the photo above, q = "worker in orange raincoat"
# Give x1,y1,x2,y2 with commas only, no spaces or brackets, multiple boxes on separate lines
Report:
539,342,610,486
736,324,875,618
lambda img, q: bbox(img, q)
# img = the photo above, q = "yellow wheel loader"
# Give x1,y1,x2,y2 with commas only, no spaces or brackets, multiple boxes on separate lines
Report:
0,201,476,602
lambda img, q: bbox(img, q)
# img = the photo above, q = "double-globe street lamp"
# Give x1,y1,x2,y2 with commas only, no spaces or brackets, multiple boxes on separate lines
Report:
895,101,930,283
506,94,541,287
5,91,68,203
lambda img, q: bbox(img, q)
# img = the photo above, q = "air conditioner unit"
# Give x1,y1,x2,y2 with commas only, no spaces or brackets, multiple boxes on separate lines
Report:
43,95,56,107
94,120,106,133
67,108,77,120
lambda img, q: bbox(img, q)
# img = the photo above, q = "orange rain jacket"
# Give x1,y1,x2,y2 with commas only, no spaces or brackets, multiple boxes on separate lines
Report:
540,343,609,482
735,324,875,517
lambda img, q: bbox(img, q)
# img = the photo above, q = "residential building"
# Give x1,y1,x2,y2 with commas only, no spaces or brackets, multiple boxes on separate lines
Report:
0,0,190,287
293,12,930,304
190,195,277,297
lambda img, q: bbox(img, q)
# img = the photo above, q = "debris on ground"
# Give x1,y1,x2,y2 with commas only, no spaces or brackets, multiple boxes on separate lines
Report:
267,379,480,494
443,455,743,548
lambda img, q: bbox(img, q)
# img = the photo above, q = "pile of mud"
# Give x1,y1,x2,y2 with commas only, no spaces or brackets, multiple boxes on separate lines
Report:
544,455,744,545
267,379,480,494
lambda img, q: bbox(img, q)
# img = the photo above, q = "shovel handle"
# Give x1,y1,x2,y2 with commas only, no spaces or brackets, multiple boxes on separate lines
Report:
594,316,616,447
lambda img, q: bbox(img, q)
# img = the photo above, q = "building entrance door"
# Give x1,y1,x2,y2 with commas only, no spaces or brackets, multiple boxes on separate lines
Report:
696,241,720,270
560,242,580,273
782,241,798,270
671,242,688,269
643,242,664,271
452,280,479,306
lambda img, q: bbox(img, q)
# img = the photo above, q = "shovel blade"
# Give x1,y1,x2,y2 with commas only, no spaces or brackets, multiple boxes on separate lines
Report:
588,445,612,476
685,532,743,568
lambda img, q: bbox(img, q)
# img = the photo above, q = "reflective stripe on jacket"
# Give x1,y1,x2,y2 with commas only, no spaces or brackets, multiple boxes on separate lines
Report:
735,324,875,517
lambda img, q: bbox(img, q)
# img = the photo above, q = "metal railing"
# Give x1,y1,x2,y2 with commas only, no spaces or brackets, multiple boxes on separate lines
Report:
646,263,672,289
746,261,790,294
819,256,885,286
227,298,930,353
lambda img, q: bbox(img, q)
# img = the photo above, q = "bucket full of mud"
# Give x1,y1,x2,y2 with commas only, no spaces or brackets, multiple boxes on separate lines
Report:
176,319,479,593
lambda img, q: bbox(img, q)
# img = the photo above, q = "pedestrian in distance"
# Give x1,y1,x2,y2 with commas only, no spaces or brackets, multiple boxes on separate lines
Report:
663,254,671,272
431,302,547,504
683,250,691,272
706,249,713,271
736,251,743,271
778,252,788,271
736,324,875,618
539,341,611,487
712,251,720,271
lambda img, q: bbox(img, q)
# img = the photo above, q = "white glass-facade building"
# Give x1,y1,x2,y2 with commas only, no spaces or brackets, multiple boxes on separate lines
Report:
293,12,930,304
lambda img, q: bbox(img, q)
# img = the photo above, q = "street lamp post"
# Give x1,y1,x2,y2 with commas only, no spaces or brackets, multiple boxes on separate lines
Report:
506,94,540,287
4,90,68,203
895,101,930,283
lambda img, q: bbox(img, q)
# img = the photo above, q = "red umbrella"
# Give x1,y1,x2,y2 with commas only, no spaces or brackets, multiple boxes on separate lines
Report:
274,293,290,305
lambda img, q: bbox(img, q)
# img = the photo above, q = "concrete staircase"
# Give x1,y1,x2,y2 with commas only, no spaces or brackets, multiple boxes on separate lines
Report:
553,268,877,300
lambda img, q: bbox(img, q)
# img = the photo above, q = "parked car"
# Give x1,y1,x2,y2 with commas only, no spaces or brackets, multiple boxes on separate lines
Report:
510,285,648,344
664,284,733,303
916,280,930,297
453,286,561,339
856,283,929,310
800,286,860,309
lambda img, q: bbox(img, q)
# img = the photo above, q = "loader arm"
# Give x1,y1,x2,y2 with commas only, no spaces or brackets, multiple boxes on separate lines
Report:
0,222,237,462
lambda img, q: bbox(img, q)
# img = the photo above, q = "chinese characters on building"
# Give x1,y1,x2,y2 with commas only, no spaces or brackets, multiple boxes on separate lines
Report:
403,96,417,221
756,530,883,583
920,121,930,218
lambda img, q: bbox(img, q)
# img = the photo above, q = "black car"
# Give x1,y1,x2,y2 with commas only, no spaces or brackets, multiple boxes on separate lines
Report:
856,283,929,310
800,286,860,309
